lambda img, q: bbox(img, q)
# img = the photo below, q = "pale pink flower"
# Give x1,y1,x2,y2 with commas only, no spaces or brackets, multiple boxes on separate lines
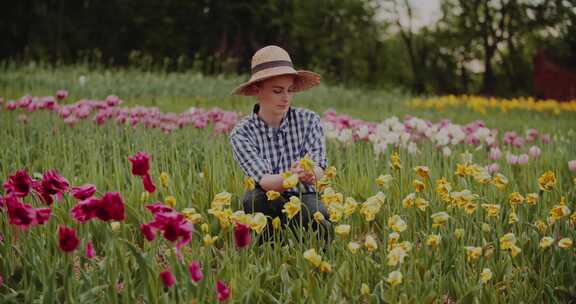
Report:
528,146,541,158
489,147,502,160
569,160,576,172
517,154,529,165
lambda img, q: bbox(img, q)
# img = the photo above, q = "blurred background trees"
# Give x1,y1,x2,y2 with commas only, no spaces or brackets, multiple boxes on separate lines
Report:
1,0,574,97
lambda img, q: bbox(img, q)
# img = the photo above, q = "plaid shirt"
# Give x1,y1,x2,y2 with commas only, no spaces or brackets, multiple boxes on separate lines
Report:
230,104,327,194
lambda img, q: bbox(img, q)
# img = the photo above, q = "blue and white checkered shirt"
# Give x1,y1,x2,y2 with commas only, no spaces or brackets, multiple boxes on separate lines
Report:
230,104,327,194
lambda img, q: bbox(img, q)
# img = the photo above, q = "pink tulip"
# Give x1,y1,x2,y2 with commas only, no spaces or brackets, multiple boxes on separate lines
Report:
541,134,551,144
216,281,231,302
569,160,576,172
517,154,529,165
528,146,541,158
188,261,204,282
86,241,95,258
160,269,176,288
506,153,519,165
489,147,502,161
71,184,96,200
487,163,500,174
56,90,68,100
3,169,33,198
525,128,538,142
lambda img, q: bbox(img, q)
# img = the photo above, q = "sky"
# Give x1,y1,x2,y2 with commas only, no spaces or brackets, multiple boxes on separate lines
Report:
378,0,442,30
408,0,442,29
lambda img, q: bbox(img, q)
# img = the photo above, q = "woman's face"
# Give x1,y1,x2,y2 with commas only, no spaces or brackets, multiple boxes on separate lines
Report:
255,75,295,116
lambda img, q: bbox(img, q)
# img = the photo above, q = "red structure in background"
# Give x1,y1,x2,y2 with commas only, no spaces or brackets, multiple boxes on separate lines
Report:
533,50,576,101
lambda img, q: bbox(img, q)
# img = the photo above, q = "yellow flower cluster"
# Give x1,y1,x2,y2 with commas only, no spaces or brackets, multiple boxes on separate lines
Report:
408,95,576,115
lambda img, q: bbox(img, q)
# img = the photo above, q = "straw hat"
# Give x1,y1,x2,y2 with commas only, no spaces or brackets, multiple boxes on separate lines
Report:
231,45,321,96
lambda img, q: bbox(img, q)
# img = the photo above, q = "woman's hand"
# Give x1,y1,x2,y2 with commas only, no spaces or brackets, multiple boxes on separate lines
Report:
290,162,316,185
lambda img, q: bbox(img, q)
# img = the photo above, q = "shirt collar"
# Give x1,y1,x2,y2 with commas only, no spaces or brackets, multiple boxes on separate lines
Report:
251,104,291,136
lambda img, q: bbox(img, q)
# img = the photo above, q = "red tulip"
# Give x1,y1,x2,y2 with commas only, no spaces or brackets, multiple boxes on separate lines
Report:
71,184,96,200
70,197,99,222
41,170,69,195
142,174,156,193
3,169,33,198
145,202,173,215
85,240,95,258
234,223,251,249
33,181,54,205
141,210,193,254
140,223,156,241
4,194,52,228
216,280,231,302
188,261,203,282
160,269,176,288
94,192,125,221
58,225,80,252
70,192,125,223
55,90,68,100
128,152,150,176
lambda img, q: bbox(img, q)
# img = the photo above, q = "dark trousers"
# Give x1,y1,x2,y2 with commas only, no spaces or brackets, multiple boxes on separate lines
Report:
242,185,332,243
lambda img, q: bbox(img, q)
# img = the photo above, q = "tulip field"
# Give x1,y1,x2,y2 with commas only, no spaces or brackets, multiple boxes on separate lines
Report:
1,65,576,303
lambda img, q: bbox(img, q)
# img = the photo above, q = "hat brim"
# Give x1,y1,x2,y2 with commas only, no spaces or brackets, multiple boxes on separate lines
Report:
231,67,321,96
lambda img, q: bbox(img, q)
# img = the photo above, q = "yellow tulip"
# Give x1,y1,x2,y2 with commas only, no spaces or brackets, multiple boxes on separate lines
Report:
480,268,492,284
426,234,442,248
386,246,407,266
244,177,255,190
335,224,351,237
282,173,299,189
272,217,282,230
465,246,482,261
250,213,268,234
364,235,378,252
558,238,573,249
300,154,316,172
431,211,449,228
319,261,332,273
164,195,176,208
313,211,325,223
266,190,281,201
203,234,218,246
539,236,554,249
538,171,556,191
387,215,407,233
160,172,169,188
360,283,370,296
282,196,302,219
211,191,232,209
348,242,361,254
303,248,322,267
385,271,403,287
375,174,393,188
414,166,430,179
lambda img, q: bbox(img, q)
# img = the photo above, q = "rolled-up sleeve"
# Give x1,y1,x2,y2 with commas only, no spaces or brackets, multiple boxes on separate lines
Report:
305,114,328,170
230,131,272,182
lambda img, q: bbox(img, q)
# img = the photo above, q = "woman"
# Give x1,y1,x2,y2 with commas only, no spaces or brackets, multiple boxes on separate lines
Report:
229,45,331,242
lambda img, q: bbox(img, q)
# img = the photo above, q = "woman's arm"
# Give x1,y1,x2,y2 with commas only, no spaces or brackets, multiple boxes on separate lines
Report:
258,174,286,192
